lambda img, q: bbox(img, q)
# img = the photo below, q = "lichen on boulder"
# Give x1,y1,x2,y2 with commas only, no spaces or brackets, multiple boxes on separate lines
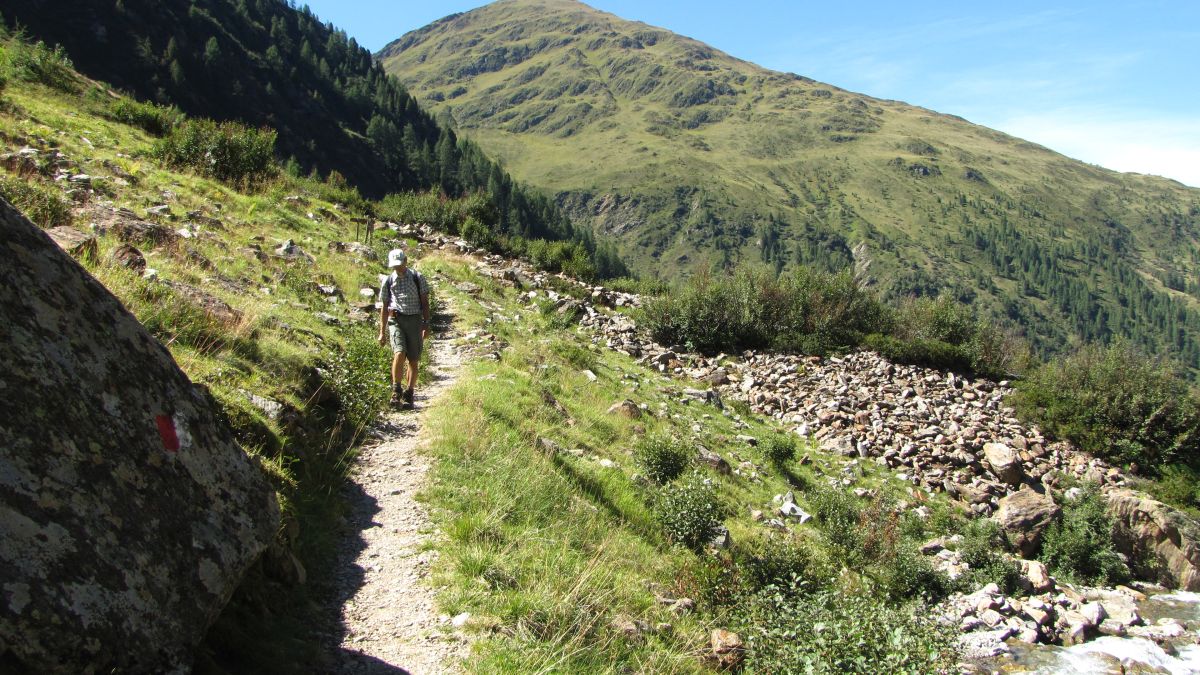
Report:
0,198,279,673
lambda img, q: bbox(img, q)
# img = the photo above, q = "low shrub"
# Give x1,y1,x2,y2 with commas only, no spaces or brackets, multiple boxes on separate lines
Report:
867,296,1021,378
876,544,953,603
737,587,960,674
4,38,79,93
154,118,277,185
1011,340,1200,472
807,484,865,565
0,175,71,228
109,97,183,136
758,432,797,466
1145,464,1200,513
325,326,392,435
641,266,892,356
1040,485,1130,585
460,215,494,250
740,533,819,593
634,434,691,484
654,471,724,551
956,519,1023,594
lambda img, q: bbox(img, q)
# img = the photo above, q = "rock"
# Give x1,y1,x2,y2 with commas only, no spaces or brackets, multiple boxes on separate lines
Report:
958,628,1013,659
161,280,243,327
710,629,745,669
275,239,314,262
983,442,1023,486
1060,610,1093,645
697,447,731,475
611,616,643,639
1018,559,1055,594
107,243,146,273
0,200,279,673
110,218,178,247
45,226,97,260
1079,601,1107,627
993,489,1060,557
1105,488,1200,590
778,501,812,524
607,400,642,418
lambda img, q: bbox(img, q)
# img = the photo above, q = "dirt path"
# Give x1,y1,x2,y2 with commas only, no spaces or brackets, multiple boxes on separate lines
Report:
329,319,468,675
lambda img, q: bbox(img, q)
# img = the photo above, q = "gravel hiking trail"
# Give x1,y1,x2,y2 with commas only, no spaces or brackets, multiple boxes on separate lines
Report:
329,311,468,675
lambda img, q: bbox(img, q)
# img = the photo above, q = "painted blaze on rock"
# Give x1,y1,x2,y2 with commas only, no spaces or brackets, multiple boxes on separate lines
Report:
0,199,280,673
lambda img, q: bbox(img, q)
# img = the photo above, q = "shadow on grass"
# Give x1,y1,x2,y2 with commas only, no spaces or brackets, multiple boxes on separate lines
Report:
548,452,662,547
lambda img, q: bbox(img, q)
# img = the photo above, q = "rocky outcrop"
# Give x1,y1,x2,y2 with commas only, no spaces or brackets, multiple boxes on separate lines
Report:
993,489,1061,558
1105,489,1200,591
0,199,279,673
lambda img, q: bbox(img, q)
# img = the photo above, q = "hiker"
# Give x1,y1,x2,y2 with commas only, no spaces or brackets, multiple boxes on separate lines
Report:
378,248,430,409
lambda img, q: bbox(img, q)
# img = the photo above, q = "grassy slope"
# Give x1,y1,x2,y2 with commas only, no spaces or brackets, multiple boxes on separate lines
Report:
0,65,433,671
379,0,1200,363
412,260,962,671
2,68,951,671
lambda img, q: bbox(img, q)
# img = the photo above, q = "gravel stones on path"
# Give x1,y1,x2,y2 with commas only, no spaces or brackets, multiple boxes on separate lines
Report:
328,329,469,674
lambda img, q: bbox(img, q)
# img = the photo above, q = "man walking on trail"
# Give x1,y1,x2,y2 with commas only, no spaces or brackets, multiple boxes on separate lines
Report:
378,248,430,409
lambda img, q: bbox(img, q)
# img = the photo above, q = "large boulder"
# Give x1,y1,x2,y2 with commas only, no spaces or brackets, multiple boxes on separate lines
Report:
993,489,1060,557
983,442,1023,487
0,199,279,673
1105,489,1200,590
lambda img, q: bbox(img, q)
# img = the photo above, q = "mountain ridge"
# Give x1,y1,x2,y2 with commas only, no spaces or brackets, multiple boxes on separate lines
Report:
379,0,1200,368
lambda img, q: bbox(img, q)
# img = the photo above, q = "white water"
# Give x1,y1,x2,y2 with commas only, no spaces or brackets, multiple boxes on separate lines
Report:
1004,589,1200,673
1038,637,1200,674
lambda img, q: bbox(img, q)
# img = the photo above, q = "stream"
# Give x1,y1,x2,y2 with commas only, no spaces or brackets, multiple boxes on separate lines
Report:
979,590,1200,673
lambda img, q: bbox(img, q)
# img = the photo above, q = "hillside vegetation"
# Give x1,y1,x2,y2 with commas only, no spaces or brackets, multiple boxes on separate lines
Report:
6,24,1200,674
379,0,1200,369
3,0,626,278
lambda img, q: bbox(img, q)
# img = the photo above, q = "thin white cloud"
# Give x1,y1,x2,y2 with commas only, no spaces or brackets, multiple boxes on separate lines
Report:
993,109,1200,187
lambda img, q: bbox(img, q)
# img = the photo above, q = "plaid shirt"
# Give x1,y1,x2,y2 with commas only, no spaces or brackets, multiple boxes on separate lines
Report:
381,269,429,315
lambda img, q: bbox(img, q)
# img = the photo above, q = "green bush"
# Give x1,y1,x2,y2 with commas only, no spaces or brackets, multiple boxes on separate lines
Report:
109,97,183,136
377,189,465,232
641,266,889,355
867,296,1020,378
808,484,866,565
759,432,797,466
0,175,71,228
460,215,494,250
956,520,1023,594
1145,464,1200,513
876,544,953,603
4,38,79,93
154,118,277,185
634,434,692,484
737,588,959,674
1011,340,1200,472
325,326,392,434
654,471,724,550
1040,486,1130,585
740,533,818,593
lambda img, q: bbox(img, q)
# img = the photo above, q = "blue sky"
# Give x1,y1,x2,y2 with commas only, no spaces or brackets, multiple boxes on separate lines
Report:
302,0,1200,187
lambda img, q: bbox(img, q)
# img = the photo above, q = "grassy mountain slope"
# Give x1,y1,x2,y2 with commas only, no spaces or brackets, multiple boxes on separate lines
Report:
3,0,629,278
0,46,960,672
379,0,1200,365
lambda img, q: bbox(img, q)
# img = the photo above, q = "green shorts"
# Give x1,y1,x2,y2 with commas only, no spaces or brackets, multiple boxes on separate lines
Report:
388,314,424,359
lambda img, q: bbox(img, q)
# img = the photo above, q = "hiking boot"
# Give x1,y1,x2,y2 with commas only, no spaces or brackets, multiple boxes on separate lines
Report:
390,385,403,408
403,387,414,409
